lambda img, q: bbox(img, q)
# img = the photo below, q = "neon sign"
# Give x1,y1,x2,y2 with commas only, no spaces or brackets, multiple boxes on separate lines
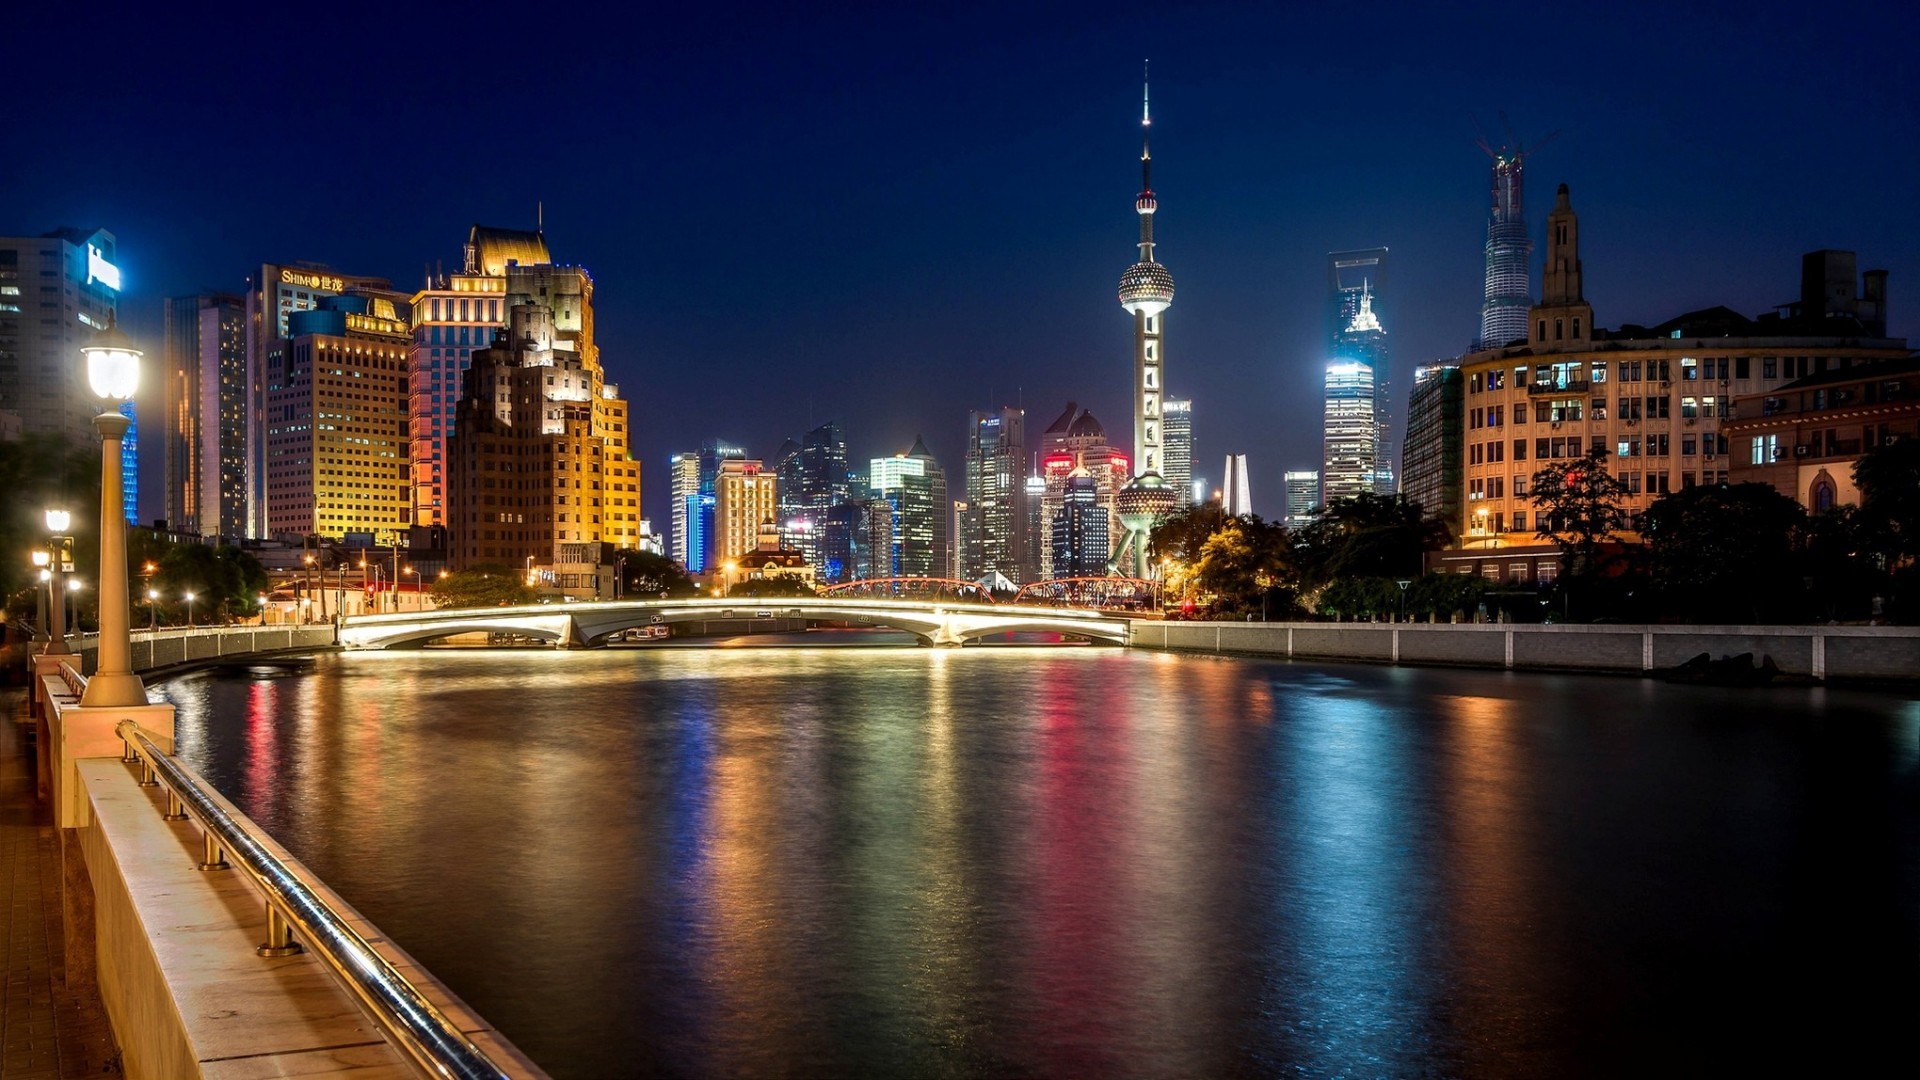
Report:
280,268,345,292
86,246,121,290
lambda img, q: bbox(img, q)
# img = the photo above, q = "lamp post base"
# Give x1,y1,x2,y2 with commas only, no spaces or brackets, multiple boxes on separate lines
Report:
78,671,149,709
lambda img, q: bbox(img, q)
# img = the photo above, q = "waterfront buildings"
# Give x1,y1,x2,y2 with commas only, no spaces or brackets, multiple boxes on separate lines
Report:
714,520,817,595
1113,72,1181,577
1162,398,1193,510
1050,474,1110,578
1023,471,1047,581
245,262,395,536
1454,185,1905,567
772,419,847,570
1284,470,1320,528
408,225,548,527
162,293,247,536
1478,140,1537,351
961,406,1029,583
1402,362,1464,528
821,498,894,581
1037,403,1130,577
712,458,776,570
1726,355,1920,511
0,227,140,520
445,263,641,568
262,295,412,540
1221,454,1251,517
871,439,947,579
1326,247,1393,495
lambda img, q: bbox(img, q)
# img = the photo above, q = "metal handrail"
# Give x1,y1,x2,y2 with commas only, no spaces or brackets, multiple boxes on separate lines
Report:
117,722,515,1080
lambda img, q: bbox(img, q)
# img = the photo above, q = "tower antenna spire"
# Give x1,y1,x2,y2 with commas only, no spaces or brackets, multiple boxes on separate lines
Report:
1141,60,1152,194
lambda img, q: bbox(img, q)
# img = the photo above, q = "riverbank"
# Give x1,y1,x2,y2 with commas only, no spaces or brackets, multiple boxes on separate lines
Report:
1128,620,1920,683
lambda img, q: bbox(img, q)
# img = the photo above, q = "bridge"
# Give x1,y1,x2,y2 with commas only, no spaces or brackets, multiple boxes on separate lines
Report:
338,596,1131,649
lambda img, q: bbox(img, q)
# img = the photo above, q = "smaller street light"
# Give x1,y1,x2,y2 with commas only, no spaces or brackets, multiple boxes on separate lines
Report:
146,588,159,632
184,591,196,631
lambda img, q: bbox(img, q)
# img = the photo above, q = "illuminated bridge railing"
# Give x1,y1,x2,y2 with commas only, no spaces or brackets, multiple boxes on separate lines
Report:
116,721,530,1080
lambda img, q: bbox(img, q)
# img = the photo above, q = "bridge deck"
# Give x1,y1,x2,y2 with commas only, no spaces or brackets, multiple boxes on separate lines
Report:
0,689,120,1078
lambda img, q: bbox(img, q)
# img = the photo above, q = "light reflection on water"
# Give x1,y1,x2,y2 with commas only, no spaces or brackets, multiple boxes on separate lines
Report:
158,648,1920,1078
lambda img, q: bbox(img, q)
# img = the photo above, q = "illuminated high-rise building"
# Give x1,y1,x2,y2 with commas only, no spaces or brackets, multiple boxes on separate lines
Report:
1023,469,1047,582
961,406,1027,583
1401,362,1463,527
1114,69,1180,577
669,451,700,570
1037,403,1130,577
713,459,776,570
446,263,641,568
1327,248,1393,494
1284,469,1321,528
163,293,246,536
263,295,412,540
772,419,846,569
1162,398,1192,509
0,227,138,520
871,438,946,579
1323,360,1379,503
408,225,549,526
1478,138,1537,351
1051,474,1110,579
245,262,395,536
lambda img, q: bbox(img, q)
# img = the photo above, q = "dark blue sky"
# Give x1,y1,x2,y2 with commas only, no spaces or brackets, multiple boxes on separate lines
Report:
9,1,1916,525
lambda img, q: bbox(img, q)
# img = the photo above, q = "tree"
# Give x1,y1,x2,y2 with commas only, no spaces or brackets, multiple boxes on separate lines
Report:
1295,492,1448,588
1191,516,1298,617
620,551,699,598
431,565,536,609
153,542,268,623
1529,447,1629,578
1641,483,1807,622
1853,437,1920,566
1149,504,1224,569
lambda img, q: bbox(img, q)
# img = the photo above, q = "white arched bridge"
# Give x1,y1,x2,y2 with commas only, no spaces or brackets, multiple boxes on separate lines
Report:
337,597,1131,650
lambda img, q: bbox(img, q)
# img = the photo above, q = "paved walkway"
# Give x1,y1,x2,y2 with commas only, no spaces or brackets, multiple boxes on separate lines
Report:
0,689,120,1078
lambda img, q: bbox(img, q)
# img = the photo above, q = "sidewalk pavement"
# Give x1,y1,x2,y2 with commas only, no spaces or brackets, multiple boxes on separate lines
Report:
0,689,120,1078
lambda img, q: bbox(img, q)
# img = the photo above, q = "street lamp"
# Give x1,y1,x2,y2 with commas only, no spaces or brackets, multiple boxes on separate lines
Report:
403,565,420,612
44,508,73,655
30,550,51,645
525,555,536,587
77,314,145,706
184,591,196,632
146,588,159,632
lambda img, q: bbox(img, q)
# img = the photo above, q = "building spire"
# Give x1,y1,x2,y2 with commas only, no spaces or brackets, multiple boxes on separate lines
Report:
1141,60,1153,197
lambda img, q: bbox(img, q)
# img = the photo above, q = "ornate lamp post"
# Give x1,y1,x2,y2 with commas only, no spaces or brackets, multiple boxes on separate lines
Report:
30,550,51,645
44,509,73,655
77,316,145,707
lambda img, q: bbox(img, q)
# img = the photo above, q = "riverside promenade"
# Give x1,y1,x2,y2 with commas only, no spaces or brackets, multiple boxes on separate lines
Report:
0,688,119,1078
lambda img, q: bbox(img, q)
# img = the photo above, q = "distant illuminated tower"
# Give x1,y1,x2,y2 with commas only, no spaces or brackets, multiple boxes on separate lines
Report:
1162,398,1192,509
1114,66,1179,577
1221,454,1251,517
1477,132,1545,351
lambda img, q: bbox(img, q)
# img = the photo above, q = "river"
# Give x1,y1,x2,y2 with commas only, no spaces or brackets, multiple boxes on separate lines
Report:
156,642,1920,1078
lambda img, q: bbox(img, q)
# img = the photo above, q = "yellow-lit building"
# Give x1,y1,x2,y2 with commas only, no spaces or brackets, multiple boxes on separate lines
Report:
1440,185,1906,583
264,295,412,540
712,459,776,569
446,263,642,568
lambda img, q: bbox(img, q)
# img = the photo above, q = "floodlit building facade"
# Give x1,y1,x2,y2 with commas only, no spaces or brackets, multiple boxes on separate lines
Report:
1327,247,1393,494
961,406,1029,583
712,458,776,570
163,292,247,536
1162,398,1193,510
1323,360,1379,503
1726,356,1920,512
871,438,947,579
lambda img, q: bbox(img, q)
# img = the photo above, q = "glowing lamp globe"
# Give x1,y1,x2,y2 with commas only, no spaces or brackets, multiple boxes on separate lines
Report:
81,314,142,402
45,509,71,533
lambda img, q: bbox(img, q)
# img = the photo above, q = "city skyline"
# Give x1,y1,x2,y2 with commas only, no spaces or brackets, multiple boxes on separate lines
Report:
7,4,1915,527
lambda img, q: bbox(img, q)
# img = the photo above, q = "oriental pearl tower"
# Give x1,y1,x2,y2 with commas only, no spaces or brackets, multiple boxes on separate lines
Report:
1111,65,1178,579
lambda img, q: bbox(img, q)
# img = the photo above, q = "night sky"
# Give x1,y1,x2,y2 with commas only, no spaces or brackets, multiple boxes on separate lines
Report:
8,2,1916,526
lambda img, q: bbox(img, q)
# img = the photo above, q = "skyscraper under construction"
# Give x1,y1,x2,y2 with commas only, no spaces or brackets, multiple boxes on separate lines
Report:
1477,132,1545,351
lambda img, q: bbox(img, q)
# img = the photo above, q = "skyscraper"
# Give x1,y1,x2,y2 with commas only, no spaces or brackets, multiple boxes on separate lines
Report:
0,227,121,448
1401,363,1464,529
1284,470,1321,528
961,406,1027,583
245,262,394,536
1221,454,1251,517
163,293,246,536
772,419,847,569
1038,403,1130,577
1114,69,1181,577
1162,398,1193,509
870,438,946,579
446,263,640,567
669,452,700,570
1478,139,1537,351
1326,247,1393,494
1322,360,1378,504
408,225,550,527
713,459,776,570
264,295,412,540
1051,474,1110,579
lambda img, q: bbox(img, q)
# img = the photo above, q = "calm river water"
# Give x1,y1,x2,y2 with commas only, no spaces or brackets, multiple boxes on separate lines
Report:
157,642,1920,1078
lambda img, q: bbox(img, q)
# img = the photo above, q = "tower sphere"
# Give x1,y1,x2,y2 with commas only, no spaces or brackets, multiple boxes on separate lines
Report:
1119,261,1174,315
